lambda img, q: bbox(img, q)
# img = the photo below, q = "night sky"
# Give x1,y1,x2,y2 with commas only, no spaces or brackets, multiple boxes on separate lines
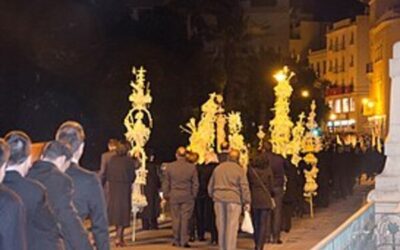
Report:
0,0,366,170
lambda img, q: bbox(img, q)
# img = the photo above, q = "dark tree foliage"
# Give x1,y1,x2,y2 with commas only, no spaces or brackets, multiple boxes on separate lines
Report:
0,0,355,169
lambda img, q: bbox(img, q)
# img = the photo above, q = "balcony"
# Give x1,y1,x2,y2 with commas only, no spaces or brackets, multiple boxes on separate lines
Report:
325,85,354,96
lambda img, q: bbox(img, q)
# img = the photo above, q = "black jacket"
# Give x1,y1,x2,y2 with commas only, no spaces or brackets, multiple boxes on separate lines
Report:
28,160,92,250
248,166,274,209
65,163,109,250
0,184,27,250
3,171,64,250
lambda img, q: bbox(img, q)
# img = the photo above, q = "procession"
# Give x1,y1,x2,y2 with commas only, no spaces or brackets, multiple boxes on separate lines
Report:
2,0,400,249
0,66,386,250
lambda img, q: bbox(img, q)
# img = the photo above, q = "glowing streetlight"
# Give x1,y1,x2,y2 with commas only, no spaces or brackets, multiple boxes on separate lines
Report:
367,101,375,109
329,113,337,121
301,90,310,98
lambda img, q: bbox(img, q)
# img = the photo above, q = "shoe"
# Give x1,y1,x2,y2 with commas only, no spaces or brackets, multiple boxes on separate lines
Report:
183,243,191,248
172,242,179,247
198,237,206,242
275,239,283,244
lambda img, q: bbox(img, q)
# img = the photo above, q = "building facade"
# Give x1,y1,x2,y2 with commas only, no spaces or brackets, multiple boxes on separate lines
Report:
368,0,400,136
309,15,370,133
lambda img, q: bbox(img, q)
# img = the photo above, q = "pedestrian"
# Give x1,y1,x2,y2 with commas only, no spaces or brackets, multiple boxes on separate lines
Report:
208,149,251,250
162,147,199,248
195,151,219,244
29,140,92,250
0,138,27,250
141,150,161,230
98,139,119,204
264,141,286,244
3,131,65,250
105,142,137,246
248,149,275,250
56,121,110,250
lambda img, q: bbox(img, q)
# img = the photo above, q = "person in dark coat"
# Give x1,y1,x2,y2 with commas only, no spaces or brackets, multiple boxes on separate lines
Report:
105,142,137,246
162,147,199,248
315,144,332,208
248,149,275,250
196,152,219,244
56,121,109,250
264,141,287,244
141,151,161,230
0,138,27,250
3,131,65,250
98,139,119,204
281,159,298,232
29,141,93,250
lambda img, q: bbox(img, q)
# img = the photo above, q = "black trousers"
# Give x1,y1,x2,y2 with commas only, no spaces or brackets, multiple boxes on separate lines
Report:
190,197,218,242
252,209,270,250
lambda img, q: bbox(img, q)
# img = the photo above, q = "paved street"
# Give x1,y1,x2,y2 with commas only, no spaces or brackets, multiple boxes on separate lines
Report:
110,182,373,250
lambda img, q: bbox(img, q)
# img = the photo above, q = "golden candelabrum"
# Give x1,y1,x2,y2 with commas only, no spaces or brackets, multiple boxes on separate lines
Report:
228,112,249,169
269,66,295,158
181,93,223,164
182,93,248,168
124,66,153,241
302,100,321,218
290,112,306,167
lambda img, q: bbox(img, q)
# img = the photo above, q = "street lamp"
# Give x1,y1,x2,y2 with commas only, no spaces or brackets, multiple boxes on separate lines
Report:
301,90,310,98
329,113,337,121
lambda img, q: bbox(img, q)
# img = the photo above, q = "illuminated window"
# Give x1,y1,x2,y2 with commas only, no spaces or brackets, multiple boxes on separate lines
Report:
335,99,342,113
350,97,355,112
342,98,349,113
328,100,334,109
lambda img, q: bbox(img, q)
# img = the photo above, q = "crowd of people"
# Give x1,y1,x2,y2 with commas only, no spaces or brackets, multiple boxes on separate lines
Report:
0,121,109,250
0,124,386,250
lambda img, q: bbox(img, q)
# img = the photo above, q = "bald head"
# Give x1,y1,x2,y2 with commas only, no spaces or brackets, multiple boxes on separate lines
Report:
228,149,240,162
176,146,186,159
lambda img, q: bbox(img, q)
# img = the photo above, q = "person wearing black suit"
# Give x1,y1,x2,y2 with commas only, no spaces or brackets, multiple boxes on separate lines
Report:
56,121,110,250
28,140,93,250
3,131,65,250
141,152,161,230
0,138,27,250
195,152,218,244
264,141,287,244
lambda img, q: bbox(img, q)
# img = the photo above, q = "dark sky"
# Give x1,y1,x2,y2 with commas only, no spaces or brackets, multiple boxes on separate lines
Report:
291,0,367,21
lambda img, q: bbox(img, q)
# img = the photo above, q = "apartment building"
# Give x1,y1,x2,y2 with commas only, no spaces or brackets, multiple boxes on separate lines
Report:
309,15,370,133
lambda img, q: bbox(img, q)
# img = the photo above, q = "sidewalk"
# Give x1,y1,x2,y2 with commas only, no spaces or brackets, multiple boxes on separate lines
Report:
112,182,373,250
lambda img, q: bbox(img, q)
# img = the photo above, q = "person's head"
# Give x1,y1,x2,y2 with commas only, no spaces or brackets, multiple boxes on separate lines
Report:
176,146,186,160
228,149,240,163
220,141,229,152
116,141,129,156
251,151,269,170
5,131,32,176
55,121,85,162
108,139,118,152
263,141,272,152
0,139,10,183
186,151,199,164
41,141,73,172
205,151,219,165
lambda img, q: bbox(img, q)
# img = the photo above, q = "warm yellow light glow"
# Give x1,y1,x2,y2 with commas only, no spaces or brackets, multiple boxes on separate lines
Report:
274,71,286,82
329,113,337,121
362,98,369,105
301,90,310,98
367,101,375,108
